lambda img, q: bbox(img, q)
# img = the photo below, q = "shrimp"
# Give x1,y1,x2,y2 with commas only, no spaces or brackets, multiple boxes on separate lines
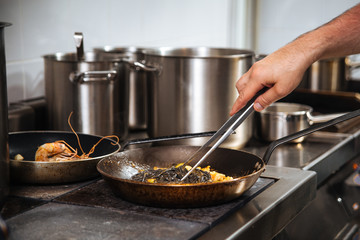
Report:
33,112,119,162
35,141,77,162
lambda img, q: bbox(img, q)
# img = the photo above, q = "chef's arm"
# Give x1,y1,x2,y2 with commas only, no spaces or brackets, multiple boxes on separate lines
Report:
230,3,360,115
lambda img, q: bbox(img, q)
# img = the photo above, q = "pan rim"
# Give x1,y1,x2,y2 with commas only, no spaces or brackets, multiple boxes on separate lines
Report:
97,158,266,187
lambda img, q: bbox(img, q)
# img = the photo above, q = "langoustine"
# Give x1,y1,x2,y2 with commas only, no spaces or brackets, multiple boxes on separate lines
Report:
32,112,119,162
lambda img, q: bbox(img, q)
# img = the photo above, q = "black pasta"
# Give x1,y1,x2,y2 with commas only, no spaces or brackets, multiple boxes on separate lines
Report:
131,165,212,184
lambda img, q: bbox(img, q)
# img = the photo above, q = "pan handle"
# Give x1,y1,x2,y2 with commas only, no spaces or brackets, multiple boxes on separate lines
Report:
262,109,360,164
121,131,216,151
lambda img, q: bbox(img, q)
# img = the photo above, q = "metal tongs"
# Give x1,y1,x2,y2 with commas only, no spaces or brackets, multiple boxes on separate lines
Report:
180,88,267,181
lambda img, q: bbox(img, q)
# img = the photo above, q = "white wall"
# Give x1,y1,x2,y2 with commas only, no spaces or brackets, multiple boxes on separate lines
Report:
256,0,360,54
1,0,251,104
1,0,360,104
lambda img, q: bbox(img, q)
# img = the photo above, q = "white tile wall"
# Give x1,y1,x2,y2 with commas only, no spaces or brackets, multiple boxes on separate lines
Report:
0,0,242,103
256,0,360,54
1,0,359,104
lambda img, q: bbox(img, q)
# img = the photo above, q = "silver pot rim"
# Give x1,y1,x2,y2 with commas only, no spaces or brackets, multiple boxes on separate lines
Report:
143,47,254,59
42,51,124,63
261,102,313,116
93,46,151,54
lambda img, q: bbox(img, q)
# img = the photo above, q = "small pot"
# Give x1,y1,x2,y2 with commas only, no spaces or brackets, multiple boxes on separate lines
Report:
255,102,345,143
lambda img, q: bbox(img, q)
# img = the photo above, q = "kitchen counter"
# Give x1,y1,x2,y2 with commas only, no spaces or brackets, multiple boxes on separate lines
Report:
2,120,360,239
2,89,359,239
2,166,316,240
243,125,360,186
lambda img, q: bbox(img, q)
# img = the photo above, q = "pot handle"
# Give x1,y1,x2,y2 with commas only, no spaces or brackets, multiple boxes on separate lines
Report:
345,56,360,69
69,70,117,83
308,112,348,124
132,61,158,72
122,59,158,72
262,109,360,164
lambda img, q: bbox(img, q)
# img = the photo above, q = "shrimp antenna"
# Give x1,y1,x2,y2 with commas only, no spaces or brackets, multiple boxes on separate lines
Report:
68,112,86,155
86,135,119,157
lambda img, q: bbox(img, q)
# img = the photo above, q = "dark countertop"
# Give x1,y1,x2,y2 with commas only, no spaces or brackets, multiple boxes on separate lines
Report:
1,166,316,240
2,124,359,239
2,177,272,239
2,89,359,239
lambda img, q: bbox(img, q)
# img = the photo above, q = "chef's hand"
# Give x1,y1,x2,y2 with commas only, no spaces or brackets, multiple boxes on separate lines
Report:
230,3,360,115
229,46,309,115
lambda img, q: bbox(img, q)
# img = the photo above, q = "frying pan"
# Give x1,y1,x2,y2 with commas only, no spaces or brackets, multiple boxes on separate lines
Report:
97,109,360,208
9,131,120,184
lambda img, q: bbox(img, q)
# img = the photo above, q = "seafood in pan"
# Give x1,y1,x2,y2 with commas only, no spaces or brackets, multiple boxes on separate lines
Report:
131,163,233,184
14,112,119,162
33,138,114,162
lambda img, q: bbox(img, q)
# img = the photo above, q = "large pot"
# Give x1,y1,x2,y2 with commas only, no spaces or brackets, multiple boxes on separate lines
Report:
43,52,129,140
93,46,151,130
143,47,255,149
0,22,10,208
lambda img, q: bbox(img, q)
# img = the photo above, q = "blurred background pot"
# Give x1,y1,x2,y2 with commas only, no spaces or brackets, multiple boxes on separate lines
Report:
307,57,346,91
94,46,151,131
0,22,10,208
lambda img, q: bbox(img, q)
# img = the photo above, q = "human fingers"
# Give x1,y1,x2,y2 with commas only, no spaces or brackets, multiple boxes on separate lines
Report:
253,75,303,111
230,70,265,115
253,85,287,111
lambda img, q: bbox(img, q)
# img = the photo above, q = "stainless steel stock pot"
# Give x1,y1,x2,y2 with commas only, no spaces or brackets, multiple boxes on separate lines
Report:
142,47,255,149
94,46,151,131
43,52,129,140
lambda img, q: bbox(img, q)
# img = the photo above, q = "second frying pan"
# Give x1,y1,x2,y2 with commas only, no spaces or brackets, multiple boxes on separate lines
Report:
9,131,120,184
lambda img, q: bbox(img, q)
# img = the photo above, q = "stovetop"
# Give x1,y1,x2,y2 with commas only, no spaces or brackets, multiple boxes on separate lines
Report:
3,177,273,240
2,166,315,240
3,89,360,239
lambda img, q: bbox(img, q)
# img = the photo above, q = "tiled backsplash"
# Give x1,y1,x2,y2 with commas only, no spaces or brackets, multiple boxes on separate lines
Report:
1,0,239,104
256,0,359,54
1,0,359,104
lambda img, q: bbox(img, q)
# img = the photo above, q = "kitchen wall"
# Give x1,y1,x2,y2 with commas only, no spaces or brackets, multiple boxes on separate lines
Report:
1,0,253,104
256,0,360,54
1,0,360,104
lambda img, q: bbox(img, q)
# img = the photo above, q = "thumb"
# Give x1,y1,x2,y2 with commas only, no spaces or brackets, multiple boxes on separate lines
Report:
253,85,288,111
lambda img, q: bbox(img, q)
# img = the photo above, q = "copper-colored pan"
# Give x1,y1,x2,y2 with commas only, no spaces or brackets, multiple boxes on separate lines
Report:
9,131,120,184
97,109,360,208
